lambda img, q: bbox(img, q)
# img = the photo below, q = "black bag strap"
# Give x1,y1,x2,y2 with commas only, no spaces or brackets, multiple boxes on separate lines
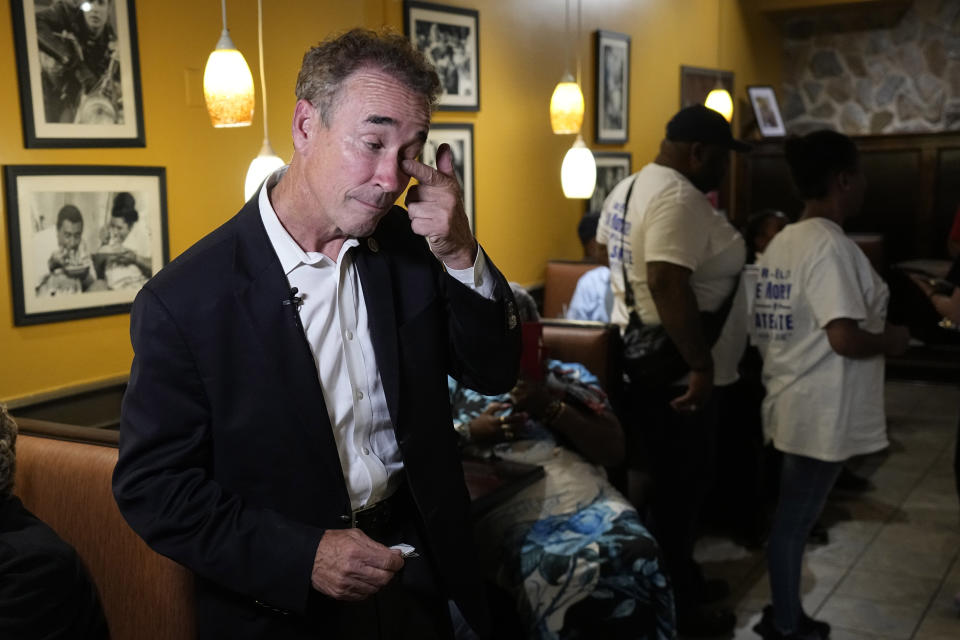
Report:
617,174,740,346
618,176,640,314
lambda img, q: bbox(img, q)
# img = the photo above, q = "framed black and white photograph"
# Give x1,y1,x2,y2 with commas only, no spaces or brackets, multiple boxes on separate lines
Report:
10,0,146,148
404,1,479,111
747,85,786,138
595,30,630,144
421,123,475,231
587,152,631,214
4,165,167,325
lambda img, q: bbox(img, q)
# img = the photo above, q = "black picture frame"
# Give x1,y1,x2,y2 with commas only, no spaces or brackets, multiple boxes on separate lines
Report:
403,1,480,111
587,151,631,214
5,165,168,325
747,85,787,138
10,0,146,148
594,30,630,144
421,123,475,232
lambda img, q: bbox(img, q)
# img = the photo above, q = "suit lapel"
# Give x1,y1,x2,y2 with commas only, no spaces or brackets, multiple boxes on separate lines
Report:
231,204,347,492
354,234,400,428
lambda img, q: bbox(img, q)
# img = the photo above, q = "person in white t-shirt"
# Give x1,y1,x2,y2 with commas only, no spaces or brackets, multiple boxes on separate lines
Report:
751,131,909,640
596,104,750,638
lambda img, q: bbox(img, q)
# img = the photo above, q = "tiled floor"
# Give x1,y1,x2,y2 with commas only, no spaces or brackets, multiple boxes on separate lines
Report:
692,381,960,640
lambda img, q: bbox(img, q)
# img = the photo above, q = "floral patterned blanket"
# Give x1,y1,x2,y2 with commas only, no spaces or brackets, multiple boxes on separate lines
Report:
449,361,676,640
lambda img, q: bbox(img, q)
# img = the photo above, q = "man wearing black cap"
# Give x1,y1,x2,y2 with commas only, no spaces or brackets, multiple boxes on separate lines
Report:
596,104,750,637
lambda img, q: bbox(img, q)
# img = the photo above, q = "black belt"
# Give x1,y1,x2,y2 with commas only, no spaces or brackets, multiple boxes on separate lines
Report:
349,483,411,535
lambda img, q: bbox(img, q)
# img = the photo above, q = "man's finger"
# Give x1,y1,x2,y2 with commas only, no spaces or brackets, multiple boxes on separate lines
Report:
435,143,456,178
402,156,450,188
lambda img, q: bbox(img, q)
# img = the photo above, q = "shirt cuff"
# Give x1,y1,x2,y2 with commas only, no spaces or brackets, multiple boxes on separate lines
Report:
445,246,496,300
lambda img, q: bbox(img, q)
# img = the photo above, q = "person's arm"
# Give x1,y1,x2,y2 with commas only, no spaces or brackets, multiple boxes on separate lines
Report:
824,318,909,358
402,145,521,395
646,260,713,412
910,273,960,325
510,378,624,467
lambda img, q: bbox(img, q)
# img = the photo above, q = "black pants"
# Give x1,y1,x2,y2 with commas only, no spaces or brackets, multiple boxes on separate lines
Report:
627,383,718,617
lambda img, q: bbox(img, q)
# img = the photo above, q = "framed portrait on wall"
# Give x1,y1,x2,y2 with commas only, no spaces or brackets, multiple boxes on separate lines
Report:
420,123,475,232
587,151,631,214
747,85,786,137
10,0,146,148
594,30,630,144
4,165,168,326
403,1,479,111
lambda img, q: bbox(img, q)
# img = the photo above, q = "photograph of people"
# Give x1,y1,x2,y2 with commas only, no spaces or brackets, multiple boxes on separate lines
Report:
33,203,95,296
35,0,123,124
90,192,152,291
602,44,625,131
414,21,473,98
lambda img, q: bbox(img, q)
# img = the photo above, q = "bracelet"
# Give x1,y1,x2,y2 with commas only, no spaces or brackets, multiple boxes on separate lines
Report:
543,400,566,425
499,414,515,440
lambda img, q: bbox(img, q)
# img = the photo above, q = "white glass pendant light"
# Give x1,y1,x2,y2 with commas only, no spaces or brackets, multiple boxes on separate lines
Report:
561,134,597,199
243,0,284,199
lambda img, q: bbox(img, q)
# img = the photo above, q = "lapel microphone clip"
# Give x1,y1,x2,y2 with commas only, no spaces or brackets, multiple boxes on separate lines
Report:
282,287,304,311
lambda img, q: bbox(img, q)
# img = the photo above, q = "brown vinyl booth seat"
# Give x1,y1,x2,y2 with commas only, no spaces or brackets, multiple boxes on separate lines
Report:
542,260,600,318
13,418,195,640
541,319,622,398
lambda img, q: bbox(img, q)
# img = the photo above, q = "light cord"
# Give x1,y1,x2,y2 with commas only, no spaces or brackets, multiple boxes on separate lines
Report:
258,0,269,142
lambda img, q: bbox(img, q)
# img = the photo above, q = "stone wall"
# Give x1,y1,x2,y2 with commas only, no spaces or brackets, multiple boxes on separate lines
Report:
782,0,960,135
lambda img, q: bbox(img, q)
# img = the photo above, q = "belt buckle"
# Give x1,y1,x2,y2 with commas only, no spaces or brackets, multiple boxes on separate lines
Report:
351,501,377,529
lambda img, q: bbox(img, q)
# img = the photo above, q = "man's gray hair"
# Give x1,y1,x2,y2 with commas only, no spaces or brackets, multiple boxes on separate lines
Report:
295,27,442,126
0,405,17,500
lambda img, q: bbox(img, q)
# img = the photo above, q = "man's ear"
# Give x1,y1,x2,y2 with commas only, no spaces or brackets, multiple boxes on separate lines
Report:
688,141,706,169
835,170,853,192
291,99,319,152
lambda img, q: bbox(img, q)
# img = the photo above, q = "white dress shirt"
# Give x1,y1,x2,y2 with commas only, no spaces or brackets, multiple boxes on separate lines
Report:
258,171,494,509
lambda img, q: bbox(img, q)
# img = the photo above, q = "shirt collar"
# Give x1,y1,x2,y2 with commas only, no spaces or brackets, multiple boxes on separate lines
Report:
258,167,359,275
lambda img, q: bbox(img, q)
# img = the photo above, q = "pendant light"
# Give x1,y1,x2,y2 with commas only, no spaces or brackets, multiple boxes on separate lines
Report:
559,0,595,199
243,0,284,200
704,0,733,122
203,0,255,128
561,134,597,199
549,0,584,134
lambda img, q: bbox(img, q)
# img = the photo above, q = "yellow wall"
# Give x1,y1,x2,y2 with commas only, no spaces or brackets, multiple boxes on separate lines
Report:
0,0,780,401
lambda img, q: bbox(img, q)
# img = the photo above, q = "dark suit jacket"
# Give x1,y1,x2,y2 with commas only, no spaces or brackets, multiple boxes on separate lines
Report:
0,496,108,639
112,199,520,639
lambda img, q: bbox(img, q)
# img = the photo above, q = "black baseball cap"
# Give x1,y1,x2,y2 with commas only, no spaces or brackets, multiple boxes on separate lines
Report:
666,104,751,153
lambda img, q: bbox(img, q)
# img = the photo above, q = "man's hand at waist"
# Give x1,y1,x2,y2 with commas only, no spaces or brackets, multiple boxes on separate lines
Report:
311,528,404,601
402,143,477,269
647,261,714,413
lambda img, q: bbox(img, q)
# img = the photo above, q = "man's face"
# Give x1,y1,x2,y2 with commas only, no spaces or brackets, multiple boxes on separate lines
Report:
297,68,430,239
81,0,110,37
57,219,83,251
690,143,730,194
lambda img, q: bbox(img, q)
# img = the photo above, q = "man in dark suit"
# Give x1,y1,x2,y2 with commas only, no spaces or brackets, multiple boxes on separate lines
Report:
112,28,520,639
